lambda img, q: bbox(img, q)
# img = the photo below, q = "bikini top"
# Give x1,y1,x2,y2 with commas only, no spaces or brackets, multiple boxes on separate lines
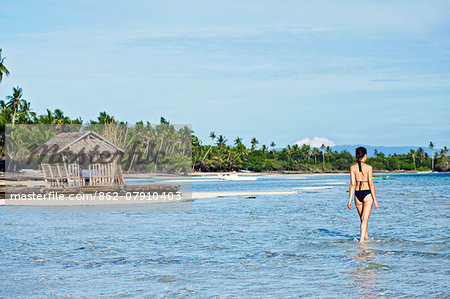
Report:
356,161,369,191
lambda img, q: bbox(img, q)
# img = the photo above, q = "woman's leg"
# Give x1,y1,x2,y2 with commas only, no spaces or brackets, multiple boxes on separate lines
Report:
354,198,364,239
355,198,363,219
359,197,373,242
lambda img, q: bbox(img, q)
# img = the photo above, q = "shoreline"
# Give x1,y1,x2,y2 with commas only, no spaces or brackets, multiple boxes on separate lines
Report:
1,170,445,205
0,170,442,184
188,169,437,177
126,169,439,179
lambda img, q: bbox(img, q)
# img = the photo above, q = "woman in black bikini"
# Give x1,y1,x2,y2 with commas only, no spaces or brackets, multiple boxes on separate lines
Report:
348,147,379,243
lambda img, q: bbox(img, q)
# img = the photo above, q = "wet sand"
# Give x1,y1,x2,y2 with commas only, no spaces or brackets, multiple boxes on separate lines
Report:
292,186,334,190
191,191,300,199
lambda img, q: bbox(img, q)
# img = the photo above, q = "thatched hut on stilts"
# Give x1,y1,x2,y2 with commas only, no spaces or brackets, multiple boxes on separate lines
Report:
31,131,125,188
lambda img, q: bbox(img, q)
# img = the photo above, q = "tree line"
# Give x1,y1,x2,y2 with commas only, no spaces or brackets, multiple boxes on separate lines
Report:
192,132,448,172
4,119,191,174
0,48,448,173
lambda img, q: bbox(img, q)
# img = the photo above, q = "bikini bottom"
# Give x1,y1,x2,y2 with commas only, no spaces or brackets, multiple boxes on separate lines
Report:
355,190,371,203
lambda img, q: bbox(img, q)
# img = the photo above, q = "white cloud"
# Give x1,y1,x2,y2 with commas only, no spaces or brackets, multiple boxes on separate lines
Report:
295,137,335,148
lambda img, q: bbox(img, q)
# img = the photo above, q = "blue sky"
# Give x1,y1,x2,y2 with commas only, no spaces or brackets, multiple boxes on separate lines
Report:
1,0,449,148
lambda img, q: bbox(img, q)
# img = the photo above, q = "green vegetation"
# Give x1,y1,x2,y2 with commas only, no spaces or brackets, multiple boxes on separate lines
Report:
0,49,10,84
0,49,448,173
4,121,191,174
192,136,448,172
0,86,448,173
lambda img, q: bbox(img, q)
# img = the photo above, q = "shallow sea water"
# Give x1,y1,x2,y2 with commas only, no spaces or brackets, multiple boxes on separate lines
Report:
1,173,449,298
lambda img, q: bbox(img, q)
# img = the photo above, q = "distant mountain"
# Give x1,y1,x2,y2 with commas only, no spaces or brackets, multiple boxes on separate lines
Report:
331,145,434,157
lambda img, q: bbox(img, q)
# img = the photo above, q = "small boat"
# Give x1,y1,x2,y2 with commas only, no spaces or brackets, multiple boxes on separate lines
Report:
218,173,258,181
373,176,390,180
239,170,251,173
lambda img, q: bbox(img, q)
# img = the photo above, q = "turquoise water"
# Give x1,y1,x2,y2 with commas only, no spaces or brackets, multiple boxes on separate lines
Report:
1,173,449,297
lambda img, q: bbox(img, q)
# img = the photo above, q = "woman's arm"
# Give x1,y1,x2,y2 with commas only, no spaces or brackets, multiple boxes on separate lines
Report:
348,167,356,210
368,167,379,209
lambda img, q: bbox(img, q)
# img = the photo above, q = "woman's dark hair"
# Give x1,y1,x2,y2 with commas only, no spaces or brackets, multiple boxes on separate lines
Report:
355,147,367,171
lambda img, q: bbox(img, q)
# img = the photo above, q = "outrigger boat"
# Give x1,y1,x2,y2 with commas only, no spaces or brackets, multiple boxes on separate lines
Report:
373,175,390,180
218,173,258,181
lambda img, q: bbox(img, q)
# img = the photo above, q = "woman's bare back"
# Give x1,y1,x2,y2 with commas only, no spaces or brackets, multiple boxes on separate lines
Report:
351,162,372,190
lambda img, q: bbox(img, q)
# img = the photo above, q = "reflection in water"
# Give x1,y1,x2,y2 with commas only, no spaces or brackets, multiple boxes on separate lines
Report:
348,243,384,298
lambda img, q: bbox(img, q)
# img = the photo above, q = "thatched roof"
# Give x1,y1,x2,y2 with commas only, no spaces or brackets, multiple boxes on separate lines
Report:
31,131,125,156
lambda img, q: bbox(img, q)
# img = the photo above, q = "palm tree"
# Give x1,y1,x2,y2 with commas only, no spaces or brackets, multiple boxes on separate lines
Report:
0,49,10,84
300,144,311,162
153,119,171,171
441,146,448,169
142,123,157,158
409,149,417,170
441,146,448,157
286,145,292,163
250,137,259,152
177,126,191,156
53,109,68,124
21,100,35,121
262,144,267,153
38,109,54,124
417,147,424,167
0,100,12,123
234,137,243,147
97,111,116,124
429,141,434,171
6,86,25,125
311,148,320,164
202,131,216,162
216,135,227,147
326,146,331,163
320,144,325,169
270,141,276,152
